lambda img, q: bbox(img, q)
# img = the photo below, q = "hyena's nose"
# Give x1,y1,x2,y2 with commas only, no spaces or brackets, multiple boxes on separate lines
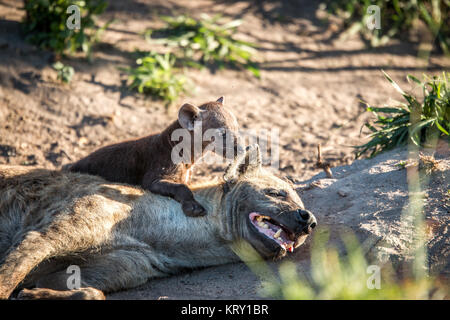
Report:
297,209,317,234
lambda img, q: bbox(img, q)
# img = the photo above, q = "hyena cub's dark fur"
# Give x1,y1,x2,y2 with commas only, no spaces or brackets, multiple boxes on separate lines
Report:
68,97,242,217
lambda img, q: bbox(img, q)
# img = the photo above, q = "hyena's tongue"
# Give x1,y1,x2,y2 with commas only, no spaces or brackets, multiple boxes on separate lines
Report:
249,212,295,252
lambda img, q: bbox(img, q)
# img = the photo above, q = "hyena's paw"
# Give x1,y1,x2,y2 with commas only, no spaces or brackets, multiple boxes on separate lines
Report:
17,287,105,300
182,199,207,217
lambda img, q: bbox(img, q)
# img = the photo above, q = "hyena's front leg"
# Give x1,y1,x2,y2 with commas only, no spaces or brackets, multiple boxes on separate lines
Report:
0,231,55,299
0,216,104,300
16,246,166,299
17,287,105,300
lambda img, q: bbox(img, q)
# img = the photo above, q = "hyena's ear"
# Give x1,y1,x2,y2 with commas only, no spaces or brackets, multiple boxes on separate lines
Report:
178,103,202,131
216,96,224,105
223,144,261,187
239,144,262,175
282,176,295,187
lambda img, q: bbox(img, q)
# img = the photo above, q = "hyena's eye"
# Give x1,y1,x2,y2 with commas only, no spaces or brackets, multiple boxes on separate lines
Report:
265,189,287,199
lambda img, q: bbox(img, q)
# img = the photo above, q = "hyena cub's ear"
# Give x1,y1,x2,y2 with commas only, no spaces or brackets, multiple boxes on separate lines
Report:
223,144,262,192
178,103,203,131
216,96,224,105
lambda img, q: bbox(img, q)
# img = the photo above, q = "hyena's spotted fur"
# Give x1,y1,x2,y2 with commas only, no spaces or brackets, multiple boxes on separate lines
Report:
0,147,314,299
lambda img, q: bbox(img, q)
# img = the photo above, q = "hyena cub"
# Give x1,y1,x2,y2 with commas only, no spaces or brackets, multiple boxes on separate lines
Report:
68,97,243,217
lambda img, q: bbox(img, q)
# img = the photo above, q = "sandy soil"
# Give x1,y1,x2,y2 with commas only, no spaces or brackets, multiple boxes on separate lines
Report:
0,0,449,299
1,0,449,180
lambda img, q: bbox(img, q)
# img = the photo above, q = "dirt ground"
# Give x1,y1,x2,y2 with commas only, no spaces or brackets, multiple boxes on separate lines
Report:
0,0,449,299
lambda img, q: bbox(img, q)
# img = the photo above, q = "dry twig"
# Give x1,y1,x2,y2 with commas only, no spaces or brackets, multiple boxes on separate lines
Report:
316,144,333,178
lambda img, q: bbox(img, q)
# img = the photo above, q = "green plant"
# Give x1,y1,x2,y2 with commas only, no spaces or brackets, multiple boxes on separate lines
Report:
233,229,445,300
322,0,450,54
52,61,74,83
125,52,189,105
354,71,449,158
260,230,445,299
22,0,109,59
147,14,260,77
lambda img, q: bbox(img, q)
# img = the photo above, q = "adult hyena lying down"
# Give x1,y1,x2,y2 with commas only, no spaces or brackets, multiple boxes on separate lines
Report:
0,146,316,299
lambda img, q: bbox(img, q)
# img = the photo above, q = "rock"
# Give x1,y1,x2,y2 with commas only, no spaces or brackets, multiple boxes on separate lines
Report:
337,190,347,197
78,137,89,147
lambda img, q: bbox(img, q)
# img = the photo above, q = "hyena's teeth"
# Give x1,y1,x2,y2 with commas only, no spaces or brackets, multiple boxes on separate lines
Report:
258,221,269,229
274,229,282,239
256,216,263,222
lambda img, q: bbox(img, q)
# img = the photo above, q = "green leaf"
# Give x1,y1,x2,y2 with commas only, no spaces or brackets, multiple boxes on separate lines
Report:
22,0,109,58
382,70,406,96
245,64,260,78
367,106,408,114
354,72,449,157
409,118,436,145
148,14,259,77
407,74,424,87
436,121,449,135
52,61,64,70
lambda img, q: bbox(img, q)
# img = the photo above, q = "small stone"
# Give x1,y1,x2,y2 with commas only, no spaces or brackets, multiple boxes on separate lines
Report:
78,137,89,147
338,191,348,197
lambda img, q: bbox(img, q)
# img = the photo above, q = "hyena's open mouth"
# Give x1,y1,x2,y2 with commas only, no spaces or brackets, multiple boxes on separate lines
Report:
249,212,300,253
